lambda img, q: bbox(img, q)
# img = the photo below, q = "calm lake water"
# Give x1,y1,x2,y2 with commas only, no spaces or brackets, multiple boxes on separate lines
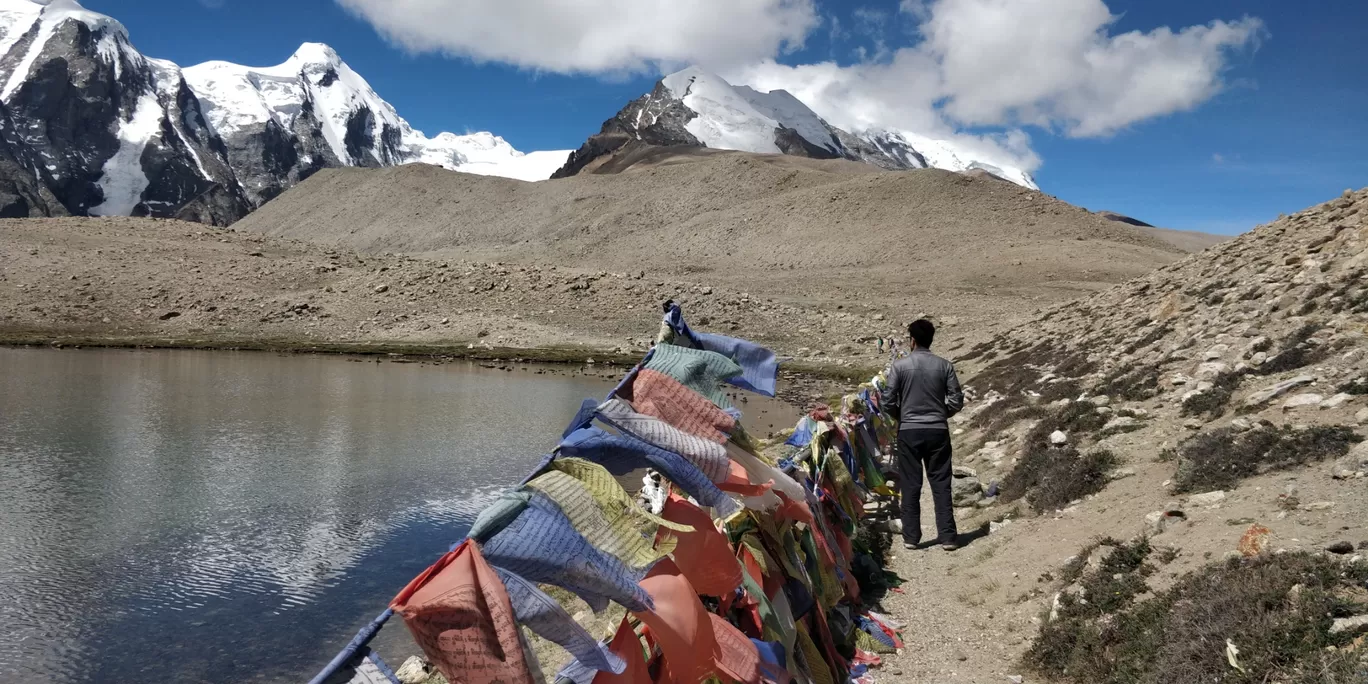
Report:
0,348,622,684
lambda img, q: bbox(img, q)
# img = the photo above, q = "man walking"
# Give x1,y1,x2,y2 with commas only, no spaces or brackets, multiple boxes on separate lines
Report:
880,319,964,550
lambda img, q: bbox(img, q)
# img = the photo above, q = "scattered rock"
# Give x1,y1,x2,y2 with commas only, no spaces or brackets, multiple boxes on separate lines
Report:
1326,541,1355,555
1204,344,1230,360
1145,509,1186,535
1329,615,1368,635
1195,362,1228,380
1244,375,1316,408
1281,393,1324,411
1049,430,1068,445
395,656,433,684
1302,501,1335,511
1357,408,1368,425
158,311,181,320
374,284,389,293
1089,395,1111,407
1319,392,1353,409
1188,490,1227,506
1102,416,1139,432
1109,467,1137,481
1183,419,1203,430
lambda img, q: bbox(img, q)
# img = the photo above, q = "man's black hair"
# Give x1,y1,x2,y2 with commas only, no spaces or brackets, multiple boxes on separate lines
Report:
908,319,936,349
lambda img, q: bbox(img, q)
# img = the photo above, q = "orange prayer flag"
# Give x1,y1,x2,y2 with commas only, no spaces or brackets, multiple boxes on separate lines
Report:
659,494,742,598
593,617,653,684
717,459,775,498
709,614,762,684
634,560,717,684
774,492,815,526
390,540,534,684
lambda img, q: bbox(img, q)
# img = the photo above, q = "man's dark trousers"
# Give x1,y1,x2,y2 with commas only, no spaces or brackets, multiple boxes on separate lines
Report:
896,428,957,546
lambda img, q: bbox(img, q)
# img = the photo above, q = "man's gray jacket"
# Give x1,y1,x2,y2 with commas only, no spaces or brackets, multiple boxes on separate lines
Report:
881,349,964,430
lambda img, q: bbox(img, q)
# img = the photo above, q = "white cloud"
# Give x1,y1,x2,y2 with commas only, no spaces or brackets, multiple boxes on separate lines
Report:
338,0,1262,174
914,0,1264,136
727,0,1261,172
334,0,819,74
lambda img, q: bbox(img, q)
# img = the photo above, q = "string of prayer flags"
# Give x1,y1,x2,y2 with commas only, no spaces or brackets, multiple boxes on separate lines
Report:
661,303,779,397
310,303,909,684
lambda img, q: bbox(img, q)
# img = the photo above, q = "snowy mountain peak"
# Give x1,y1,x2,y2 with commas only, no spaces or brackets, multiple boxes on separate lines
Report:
0,1,567,222
559,64,1036,188
287,42,343,68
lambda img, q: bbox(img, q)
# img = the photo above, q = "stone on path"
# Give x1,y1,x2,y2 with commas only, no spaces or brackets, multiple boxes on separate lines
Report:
1188,490,1227,506
1050,430,1068,445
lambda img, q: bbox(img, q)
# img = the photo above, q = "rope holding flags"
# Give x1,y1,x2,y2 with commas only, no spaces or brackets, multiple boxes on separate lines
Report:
309,304,905,684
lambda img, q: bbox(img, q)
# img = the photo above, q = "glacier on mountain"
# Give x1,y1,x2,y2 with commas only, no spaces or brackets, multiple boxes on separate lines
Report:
183,43,569,199
0,0,566,223
558,66,1037,189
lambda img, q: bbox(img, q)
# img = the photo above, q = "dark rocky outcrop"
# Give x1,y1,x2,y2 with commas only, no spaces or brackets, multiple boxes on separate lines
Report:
0,101,66,217
0,7,248,224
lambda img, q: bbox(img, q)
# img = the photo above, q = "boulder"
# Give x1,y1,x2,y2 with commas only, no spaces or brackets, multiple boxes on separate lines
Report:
951,470,983,506
1281,393,1325,411
1319,393,1353,409
1243,375,1315,408
1050,430,1068,445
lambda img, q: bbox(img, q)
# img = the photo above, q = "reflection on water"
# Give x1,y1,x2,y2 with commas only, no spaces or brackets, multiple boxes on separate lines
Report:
0,348,612,683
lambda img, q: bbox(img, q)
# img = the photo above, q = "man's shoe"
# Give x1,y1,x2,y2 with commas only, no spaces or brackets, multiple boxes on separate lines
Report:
940,542,959,552
903,542,918,550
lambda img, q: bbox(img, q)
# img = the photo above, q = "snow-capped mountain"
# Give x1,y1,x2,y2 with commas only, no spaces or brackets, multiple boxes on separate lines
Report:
555,67,1037,190
0,0,566,224
0,0,249,222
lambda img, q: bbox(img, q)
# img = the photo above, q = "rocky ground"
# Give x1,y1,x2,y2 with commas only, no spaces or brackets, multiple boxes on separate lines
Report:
0,217,891,367
864,187,1368,682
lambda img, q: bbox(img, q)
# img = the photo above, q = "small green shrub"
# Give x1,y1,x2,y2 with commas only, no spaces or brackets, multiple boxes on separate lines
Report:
1170,425,1362,493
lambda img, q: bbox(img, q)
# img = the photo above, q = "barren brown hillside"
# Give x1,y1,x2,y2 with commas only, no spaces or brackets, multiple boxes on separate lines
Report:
232,151,1203,336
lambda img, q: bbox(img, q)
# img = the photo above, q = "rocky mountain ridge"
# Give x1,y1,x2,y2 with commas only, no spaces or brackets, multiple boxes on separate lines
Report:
553,66,1037,189
0,0,566,223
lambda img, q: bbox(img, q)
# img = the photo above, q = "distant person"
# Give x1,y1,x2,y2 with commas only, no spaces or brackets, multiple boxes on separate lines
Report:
877,337,885,353
880,319,964,551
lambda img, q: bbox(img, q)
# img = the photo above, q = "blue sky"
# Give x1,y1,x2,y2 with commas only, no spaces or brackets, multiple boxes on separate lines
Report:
88,0,1368,234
